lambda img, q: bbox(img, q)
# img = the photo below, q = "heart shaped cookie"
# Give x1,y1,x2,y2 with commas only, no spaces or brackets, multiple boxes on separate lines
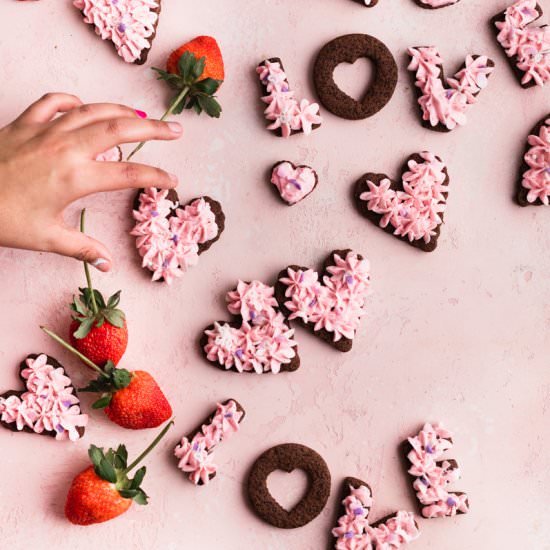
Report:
517,114,550,206
313,34,398,120
201,280,299,374
331,477,420,547
0,354,88,441
354,152,449,252
73,0,161,65
493,1,550,88
404,423,470,518
407,47,494,132
270,161,318,205
275,250,371,352
174,399,245,486
131,187,225,284
257,58,323,138
247,443,331,529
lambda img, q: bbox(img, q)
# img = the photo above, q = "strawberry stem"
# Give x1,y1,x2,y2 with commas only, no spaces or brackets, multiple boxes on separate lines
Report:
80,209,98,316
124,419,175,473
126,86,190,161
40,326,109,379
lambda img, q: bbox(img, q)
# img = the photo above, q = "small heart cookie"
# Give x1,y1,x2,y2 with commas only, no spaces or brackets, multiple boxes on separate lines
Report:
0,354,88,441
131,188,225,284
201,280,299,374
270,161,318,206
354,152,449,252
275,250,371,352
174,399,245,486
517,114,550,206
73,0,161,65
331,477,420,547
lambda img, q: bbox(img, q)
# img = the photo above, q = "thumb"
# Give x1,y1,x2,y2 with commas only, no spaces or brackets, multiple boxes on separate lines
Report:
49,226,112,272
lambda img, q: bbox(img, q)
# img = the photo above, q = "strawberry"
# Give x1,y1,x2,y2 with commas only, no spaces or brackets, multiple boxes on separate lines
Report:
41,327,172,430
69,210,128,367
65,421,174,525
127,35,224,160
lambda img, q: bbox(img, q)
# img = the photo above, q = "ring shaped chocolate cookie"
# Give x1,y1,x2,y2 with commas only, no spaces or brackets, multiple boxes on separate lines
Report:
247,443,331,529
313,34,398,120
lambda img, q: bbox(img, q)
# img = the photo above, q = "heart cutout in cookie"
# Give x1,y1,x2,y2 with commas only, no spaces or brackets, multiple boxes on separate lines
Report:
354,152,449,252
73,0,162,65
333,57,376,102
267,469,310,512
275,250,371,352
517,114,550,206
247,443,331,529
313,34,398,120
201,280,300,374
131,188,225,284
174,399,245,485
0,354,88,441
270,161,319,205
331,477,420,546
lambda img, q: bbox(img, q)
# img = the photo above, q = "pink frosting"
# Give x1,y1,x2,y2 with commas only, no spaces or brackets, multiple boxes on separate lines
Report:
495,0,550,87
73,0,159,63
271,162,317,204
418,0,458,6
359,152,448,244
278,251,370,342
0,355,88,441
407,423,470,518
174,400,243,485
332,483,420,549
522,118,550,204
95,146,121,162
257,60,322,138
407,47,494,130
204,281,297,374
131,188,219,284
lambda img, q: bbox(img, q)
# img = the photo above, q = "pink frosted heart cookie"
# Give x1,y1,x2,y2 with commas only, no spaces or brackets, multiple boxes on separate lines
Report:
331,477,420,548
131,188,225,284
517,115,550,206
270,161,318,205
492,0,550,88
73,0,161,65
0,354,88,441
354,152,450,252
404,423,470,519
174,399,245,486
275,250,371,352
257,58,322,138
407,46,494,132
201,280,299,374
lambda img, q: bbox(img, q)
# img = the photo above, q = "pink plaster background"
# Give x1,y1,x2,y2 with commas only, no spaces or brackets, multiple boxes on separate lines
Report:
0,0,549,548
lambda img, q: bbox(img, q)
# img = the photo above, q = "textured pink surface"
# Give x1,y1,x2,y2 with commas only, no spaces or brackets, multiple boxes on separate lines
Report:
0,1,549,549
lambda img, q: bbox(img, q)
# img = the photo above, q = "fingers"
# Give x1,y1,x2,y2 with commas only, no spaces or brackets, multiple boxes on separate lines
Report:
51,103,147,133
77,161,178,195
74,118,183,157
14,93,82,125
48,226,112,272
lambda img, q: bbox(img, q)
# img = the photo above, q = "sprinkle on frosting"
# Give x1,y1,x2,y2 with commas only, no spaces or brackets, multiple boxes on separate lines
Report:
407,423,470,518
495,0,550,87
257,59,322,138
174,400,243,485
204,281,297,373
73,0,160,64
522,118,550,204
0,355,88,441
407,46,494,130
359,152,448,244
131,188,219,284
271,162,317,205
332,481,420,549
279,251,370,342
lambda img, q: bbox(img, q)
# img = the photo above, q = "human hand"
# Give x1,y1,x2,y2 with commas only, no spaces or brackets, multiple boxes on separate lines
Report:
0,92,183,271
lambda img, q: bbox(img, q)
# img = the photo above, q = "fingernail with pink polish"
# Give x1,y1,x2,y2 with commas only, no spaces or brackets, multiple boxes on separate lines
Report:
91,258,110,272
167,121,183,134
135,109,147,119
